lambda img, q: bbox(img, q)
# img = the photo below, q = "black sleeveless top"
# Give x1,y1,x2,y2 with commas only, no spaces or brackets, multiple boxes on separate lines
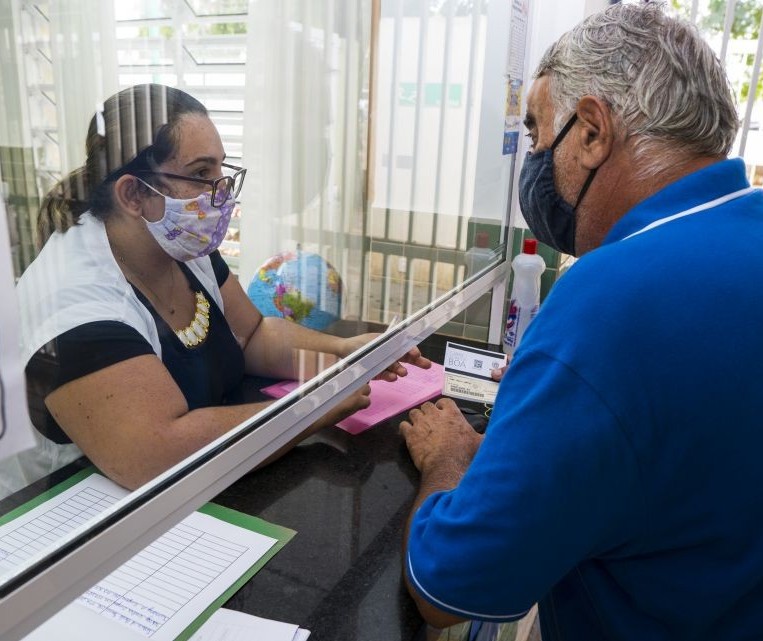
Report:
32,251,246,443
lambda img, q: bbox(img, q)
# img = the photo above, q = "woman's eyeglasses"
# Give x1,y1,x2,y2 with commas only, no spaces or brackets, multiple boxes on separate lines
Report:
134,163,247,208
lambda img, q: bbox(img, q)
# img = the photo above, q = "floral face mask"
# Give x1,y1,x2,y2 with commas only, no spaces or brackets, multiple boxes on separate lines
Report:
138,178,234,261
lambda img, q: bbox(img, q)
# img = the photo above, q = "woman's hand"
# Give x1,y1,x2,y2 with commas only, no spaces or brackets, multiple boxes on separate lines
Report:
311,383,372,430
340,333,432,382
377,343,431,382
257,383,372,469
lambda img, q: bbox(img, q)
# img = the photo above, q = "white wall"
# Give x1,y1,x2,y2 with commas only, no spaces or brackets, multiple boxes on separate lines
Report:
509,0,609,229
470,0,512,224
469,0,607,228
0,1,31,148
371,12,486,219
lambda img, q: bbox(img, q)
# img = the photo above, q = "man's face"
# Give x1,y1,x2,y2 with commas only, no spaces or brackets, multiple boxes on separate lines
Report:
523,76,610,255
523,76,556,153
524,76,587,214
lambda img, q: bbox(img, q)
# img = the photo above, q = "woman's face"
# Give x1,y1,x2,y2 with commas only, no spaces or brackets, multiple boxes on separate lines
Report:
141,113,227,222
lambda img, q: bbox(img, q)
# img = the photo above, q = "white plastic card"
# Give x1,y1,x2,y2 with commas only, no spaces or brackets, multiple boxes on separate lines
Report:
442,342,506,405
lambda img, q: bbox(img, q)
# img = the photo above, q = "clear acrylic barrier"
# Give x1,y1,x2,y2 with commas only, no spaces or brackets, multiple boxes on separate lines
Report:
0,0,514,637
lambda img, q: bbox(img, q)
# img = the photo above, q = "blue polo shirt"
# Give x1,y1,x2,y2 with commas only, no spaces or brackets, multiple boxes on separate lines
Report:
406,158,763,640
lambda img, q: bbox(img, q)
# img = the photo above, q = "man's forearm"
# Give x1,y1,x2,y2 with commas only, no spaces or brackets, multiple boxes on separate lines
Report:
402,459,472,630
399,400,484,628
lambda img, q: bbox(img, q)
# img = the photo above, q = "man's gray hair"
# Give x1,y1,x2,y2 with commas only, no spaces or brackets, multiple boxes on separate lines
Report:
536,2,739,176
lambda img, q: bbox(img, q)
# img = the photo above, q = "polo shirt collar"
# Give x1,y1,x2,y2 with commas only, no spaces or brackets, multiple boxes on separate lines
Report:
603,157,750,245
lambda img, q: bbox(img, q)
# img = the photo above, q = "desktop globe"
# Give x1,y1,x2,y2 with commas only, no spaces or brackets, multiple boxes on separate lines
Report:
247,250,343,330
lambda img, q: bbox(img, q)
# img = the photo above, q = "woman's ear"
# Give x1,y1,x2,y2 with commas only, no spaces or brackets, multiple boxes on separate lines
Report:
575,95,614,171
113,175,150,218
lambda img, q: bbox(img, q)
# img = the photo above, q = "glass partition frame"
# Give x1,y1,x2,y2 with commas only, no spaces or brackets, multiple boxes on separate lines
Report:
0,260,508,641
0,0,525,636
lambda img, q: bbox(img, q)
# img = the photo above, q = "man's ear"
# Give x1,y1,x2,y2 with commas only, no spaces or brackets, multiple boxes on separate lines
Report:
575,95,614,170
113,175,149,218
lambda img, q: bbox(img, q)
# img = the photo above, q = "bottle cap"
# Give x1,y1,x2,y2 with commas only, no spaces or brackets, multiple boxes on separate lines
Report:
522,238,537,254
475,231,489,248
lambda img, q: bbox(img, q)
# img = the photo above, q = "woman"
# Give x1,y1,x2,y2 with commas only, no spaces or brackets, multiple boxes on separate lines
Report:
17,84,428,490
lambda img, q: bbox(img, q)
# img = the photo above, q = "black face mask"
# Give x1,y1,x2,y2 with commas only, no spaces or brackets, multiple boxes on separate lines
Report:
518,114,597,256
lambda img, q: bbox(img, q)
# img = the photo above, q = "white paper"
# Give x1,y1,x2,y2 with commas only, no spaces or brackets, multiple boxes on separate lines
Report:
506,0,529,80
189,608,310,641
0,195,36,461
443,371,502,405
0,473,124,580
5,474,279,641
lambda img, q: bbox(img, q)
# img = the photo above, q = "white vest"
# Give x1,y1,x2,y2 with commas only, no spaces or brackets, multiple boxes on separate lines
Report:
4,213,226,496
16,212,225,367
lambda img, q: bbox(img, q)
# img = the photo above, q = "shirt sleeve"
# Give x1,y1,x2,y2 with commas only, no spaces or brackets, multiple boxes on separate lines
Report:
55,320,155,387
405,349,646,621
209,250,230,287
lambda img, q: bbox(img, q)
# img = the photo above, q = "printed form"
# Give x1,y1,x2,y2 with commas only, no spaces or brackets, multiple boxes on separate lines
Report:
0,474,280,641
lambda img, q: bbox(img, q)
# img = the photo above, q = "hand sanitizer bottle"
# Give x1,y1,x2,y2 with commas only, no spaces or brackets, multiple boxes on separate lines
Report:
464,231,494,278
503,238,546,356
463,231,494,326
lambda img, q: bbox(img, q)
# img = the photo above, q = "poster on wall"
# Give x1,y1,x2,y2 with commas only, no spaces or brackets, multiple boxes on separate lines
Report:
0,196,36,461
503,0,530,155
503,79,523,154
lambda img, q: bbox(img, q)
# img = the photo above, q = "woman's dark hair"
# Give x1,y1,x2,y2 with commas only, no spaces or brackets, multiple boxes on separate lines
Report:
37,84,208,247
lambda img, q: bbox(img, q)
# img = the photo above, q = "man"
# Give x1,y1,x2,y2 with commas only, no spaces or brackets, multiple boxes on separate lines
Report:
400,3,763,640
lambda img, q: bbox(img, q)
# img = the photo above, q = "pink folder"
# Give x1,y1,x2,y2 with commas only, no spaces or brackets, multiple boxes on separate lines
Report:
260,362,444,435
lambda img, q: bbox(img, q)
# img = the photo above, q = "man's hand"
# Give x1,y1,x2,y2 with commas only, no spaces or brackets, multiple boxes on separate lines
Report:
491,355,513,381
491,364,508,381
400,397,482,478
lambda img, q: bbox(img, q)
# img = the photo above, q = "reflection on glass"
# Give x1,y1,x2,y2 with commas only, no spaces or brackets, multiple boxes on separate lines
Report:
0,0,501,611
365,0,503,337
12,83,387,495
0,1,379,601
183,44,247,65
114,0,172,21
184,0,249,17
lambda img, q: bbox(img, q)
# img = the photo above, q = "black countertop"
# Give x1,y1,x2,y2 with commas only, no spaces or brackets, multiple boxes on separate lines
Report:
216,334,487,640
0,410,427,641
215,419,425,640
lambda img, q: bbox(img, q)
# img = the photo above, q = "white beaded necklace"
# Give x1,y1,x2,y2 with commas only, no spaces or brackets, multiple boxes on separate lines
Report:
175,291,211,348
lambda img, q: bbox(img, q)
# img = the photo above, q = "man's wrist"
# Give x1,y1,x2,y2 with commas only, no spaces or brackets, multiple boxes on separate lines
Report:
419,457,470,494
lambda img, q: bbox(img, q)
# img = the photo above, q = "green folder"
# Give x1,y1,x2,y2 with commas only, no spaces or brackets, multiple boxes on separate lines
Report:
0,466,296,640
